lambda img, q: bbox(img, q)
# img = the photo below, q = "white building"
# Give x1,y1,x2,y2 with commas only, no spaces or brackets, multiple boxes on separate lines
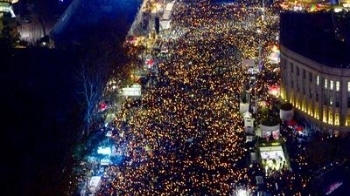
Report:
280,12,350,134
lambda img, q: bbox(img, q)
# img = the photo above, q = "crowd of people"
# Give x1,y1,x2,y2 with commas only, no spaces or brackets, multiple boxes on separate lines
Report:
76,0,284,195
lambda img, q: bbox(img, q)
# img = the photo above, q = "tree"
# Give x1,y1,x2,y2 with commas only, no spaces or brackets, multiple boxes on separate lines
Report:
76,56,109,135
72,3,131,135
74,22,127,135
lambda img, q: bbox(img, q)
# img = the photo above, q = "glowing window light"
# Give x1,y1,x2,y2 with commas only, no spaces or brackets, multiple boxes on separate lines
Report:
346,115,350,126
323,111,328,123
335,113,340,126
336,81,340,91
314,109,319,119
308,106,312,115
329,112,333,125
330,80,334,90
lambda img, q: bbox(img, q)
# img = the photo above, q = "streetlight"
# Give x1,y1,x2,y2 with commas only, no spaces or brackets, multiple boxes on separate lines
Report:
256,28,262,72
261,0,265,21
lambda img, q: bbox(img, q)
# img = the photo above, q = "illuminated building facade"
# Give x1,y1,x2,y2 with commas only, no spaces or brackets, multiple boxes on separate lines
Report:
339,0,350,4
280,45,350,134
280,12,350,134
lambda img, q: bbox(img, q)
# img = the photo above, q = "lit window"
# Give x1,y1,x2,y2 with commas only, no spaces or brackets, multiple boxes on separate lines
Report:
335,113,339,126
317,75,320,85
314,106,319,120
323,110,328,123
308,105,312,115
302,100,306,112
348,82,350,92
330,80,334,90
329,111,333,125
325,79,328,89
336,81,340,92
347,115,350,126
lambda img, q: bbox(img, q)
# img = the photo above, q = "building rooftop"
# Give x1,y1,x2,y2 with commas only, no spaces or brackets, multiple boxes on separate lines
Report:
280,11,350,68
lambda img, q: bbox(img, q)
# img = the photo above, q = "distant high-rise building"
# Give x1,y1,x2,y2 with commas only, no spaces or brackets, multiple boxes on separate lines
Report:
280,12,350,135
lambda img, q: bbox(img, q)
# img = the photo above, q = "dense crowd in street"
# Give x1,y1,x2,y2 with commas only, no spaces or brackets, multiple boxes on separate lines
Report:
74,0,287,195
88,1,282,195
65,1,350,196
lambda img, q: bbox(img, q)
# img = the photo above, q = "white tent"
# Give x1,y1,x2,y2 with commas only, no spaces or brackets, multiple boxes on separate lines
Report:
239,102,249,114
243,111,254,128
162,1,175,21
122,84,142,97
162,11,172,21
165,1,175,12
243,111,252,118
88,176,101,194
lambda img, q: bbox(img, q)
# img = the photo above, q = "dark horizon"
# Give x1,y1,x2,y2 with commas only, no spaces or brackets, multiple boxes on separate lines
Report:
1,48,81,195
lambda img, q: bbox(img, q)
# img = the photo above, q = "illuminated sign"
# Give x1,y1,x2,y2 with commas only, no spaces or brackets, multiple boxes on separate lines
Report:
97,147,111,155
122,84,141,97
